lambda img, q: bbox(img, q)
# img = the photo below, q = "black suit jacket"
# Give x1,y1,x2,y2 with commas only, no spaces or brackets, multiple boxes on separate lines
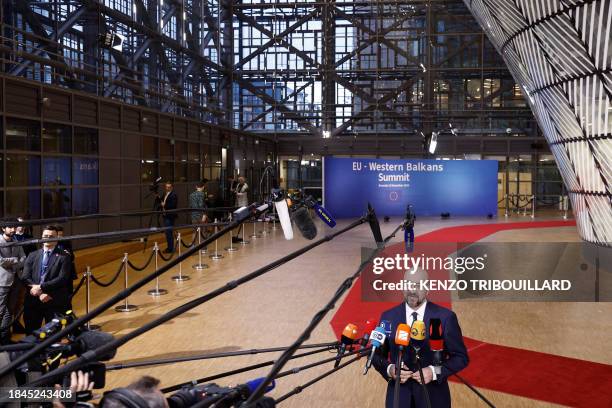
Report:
22,248,71,308
372,302,469,408
162,191,178,220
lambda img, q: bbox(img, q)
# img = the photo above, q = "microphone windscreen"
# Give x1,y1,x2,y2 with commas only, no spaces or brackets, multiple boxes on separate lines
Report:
312,203,336,227
341,323,359,342
380,320,392,336
395,323,410,347
429,338,443,351
364,319,377,335
369,327,386,348
429,318,443,340
410,320,426,341
245,378,275,395
76,330,116,361
367,203,383,244
273,195,294,240
292,207,317,240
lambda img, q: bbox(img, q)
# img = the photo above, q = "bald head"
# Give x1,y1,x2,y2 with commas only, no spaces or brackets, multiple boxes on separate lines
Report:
403,268,429,309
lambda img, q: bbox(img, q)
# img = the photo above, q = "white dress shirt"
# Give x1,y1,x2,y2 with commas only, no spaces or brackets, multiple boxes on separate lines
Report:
386,300,437,381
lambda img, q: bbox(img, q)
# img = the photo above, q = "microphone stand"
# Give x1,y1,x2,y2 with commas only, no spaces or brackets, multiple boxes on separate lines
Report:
413,346,432,408
393,348,404,408
107,342,338,370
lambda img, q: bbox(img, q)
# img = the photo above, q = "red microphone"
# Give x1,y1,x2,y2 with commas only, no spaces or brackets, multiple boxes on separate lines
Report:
429,318,444,366
359,318,377,349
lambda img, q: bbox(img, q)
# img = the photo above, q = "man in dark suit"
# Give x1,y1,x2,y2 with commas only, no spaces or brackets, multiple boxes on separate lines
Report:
21,225,72,334
372,268,469,408
161,182,178,253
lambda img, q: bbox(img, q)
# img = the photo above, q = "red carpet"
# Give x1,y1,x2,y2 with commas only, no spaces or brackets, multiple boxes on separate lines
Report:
330,220,612,407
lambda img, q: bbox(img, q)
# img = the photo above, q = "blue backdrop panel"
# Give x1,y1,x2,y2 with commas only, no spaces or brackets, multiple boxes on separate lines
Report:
323,157,498,217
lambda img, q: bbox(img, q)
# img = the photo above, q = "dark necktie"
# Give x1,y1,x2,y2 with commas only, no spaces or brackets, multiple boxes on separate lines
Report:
412,311,418,325
41,251,51,282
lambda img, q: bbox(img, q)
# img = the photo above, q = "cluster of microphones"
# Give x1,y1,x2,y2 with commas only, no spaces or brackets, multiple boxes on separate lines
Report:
331,317,445,376
271,188,336,241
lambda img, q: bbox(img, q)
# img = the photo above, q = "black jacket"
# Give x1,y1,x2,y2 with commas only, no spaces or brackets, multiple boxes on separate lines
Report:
22,248,71,308
162,191,178,220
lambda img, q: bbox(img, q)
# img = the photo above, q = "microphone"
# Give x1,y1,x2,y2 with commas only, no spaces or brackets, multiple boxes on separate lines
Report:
410,319,433,408
363,326,386,375
394,323,410,350
243,377,276,395
393,323,411,408
292,206,317,240
367,203,383,246
359,319,378,349
380,320,392,336
271,188,294,240
409,319,426,355
335,323,359,368
429,318,444,366
304,196,336,227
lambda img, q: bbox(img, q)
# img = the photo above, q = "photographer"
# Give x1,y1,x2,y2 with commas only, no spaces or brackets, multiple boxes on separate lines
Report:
52,370,95,408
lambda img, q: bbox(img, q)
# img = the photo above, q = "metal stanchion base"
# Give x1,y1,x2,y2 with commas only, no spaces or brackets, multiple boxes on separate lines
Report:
250,234,261,239
115,304,139,313
224,246,238,252
86,323,101,330
239,239,250,245
148,288,168,296
172,275,191,281
209,253,224,260
192,263,209,270
200,248,208,254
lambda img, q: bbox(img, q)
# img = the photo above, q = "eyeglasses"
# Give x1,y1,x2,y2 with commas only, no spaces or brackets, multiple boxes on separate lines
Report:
42,235,55,239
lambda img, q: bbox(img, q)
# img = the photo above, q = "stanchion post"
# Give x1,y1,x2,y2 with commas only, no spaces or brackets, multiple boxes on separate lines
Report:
563,195,568,220
272,203,278,230
115,253,138,312
85,266,100,330
250,217,261,239
148,242,168,296
240,220,250,245
172,233,190,281
192,227,209,270
209,219,224,260
531,194,535,219
224,213,238,252
523,195,528,216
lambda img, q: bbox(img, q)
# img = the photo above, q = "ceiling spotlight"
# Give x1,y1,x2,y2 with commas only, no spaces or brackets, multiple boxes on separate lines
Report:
420,63,427,73
40,97,51,108
322,130,331,139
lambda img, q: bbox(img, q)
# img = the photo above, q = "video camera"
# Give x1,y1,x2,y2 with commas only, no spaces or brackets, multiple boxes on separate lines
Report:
166,378,276,408
148,176,163,195
2,311,114,390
